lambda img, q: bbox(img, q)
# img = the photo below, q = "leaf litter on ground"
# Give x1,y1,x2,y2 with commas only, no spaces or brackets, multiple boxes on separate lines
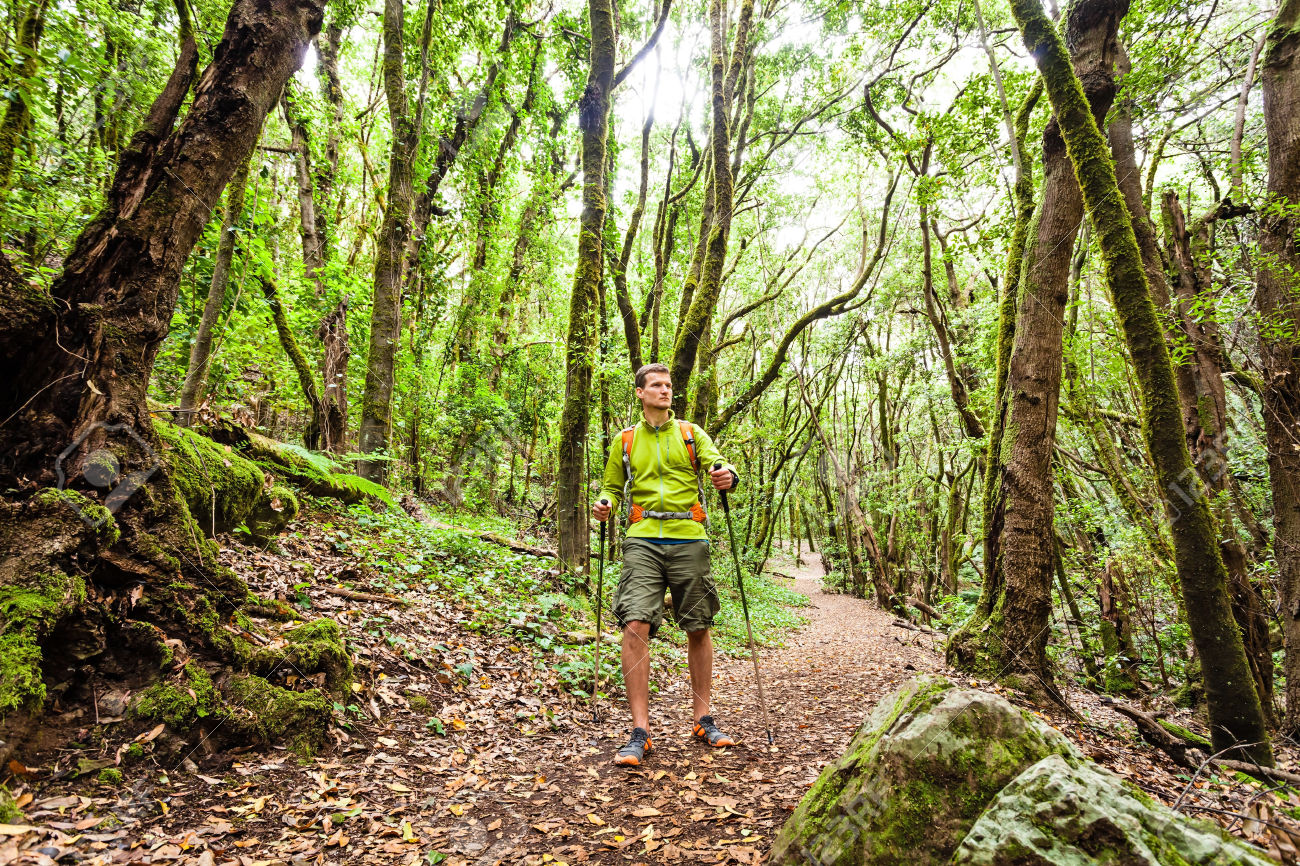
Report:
4,502,1297,865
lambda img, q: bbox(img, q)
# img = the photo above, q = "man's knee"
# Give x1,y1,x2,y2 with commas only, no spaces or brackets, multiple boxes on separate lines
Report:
686,627,711,644
623,620,651,641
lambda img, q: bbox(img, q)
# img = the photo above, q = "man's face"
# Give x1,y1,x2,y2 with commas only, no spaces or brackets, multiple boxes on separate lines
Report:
636,372,673,409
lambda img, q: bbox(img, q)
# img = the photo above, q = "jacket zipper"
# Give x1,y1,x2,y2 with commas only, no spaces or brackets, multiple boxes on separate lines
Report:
655,424,665,538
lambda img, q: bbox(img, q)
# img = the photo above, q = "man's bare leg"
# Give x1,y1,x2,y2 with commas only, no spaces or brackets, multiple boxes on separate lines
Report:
622,621,652,731
686,628,713,722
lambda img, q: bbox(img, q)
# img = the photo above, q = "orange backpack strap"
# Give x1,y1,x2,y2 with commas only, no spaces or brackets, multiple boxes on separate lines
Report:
678,420,698,472
621,427,636,462
620,427,636,520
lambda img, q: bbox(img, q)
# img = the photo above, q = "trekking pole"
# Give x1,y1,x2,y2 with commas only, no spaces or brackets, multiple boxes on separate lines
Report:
714,461,775,746
592,498,609,722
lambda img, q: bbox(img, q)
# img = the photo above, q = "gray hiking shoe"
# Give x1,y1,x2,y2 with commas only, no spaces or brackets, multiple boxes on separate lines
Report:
614,727,653,766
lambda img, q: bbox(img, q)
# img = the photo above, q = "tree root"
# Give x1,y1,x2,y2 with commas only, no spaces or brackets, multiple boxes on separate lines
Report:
0,483,350,765
1102,698,1300,787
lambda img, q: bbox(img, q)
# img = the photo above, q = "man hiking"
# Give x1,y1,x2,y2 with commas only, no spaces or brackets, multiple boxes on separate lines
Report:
592,362,740,766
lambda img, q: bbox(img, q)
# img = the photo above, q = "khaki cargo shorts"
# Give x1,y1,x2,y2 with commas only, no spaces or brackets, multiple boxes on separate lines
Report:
614,538,719,638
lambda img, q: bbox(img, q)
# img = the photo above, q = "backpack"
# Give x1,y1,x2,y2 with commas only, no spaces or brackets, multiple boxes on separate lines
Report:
620,420,707,524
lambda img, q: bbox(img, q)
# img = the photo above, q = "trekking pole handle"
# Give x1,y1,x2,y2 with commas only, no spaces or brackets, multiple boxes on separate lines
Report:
713,461,730,513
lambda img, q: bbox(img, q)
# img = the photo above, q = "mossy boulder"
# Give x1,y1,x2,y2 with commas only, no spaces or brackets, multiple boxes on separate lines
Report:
952,754,1275,865
155,421,266,535
224,673,331,755
129,662,221,729
268,618,351,691
770,676,1077,866
245,484,300,542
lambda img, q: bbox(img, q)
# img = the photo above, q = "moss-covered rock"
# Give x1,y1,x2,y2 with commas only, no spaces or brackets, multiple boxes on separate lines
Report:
97,767,123,786
155,421,266,535
952,754,1275,865
0,569,88,715
263,618,351,692
224,673,331,755
245,484,300,542
129,662,221,729
770,676,1077,866
0,784,22,822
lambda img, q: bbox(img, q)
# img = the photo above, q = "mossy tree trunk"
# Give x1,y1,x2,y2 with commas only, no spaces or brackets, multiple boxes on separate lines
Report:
1258,0,1300,734
1098,559,1140,694
1009,0,1272,764
1160,188,1273,718
555,0,672,570
975,82,1041,627
178,155,253,424
950,0,1121,694
1110,34,1273,718
0,0,339,762
357,0,421,482
668,0,754,419
555,0,617,572
0,0,50,196
313,15,350,454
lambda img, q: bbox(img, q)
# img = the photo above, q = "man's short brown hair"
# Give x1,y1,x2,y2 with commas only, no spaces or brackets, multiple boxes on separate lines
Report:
635,363,671,390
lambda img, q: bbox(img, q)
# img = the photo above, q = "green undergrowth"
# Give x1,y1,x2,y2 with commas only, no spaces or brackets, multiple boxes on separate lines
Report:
298,499,808,701
705,553,810,655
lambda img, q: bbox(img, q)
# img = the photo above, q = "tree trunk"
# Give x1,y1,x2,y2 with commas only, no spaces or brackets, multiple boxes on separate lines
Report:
178,155,253,422
977,81,1041,624
259,275,326,448
1160,189,1273,719
555,0,617,571
0,0,337,764
669,0,754,417
1258,0,1300,734
312,16,349,454
315,17,344,259
1008,0,1272,764
951,0,1120,697
0,0,50,194
357,0,418,481
316,297,349,453
1099,559,1140,694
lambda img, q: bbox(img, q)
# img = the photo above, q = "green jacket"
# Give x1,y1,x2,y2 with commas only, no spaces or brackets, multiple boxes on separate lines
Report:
598,411,737,541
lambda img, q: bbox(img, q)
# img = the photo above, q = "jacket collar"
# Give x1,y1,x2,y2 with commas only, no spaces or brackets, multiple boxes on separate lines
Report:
640,408,676,433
